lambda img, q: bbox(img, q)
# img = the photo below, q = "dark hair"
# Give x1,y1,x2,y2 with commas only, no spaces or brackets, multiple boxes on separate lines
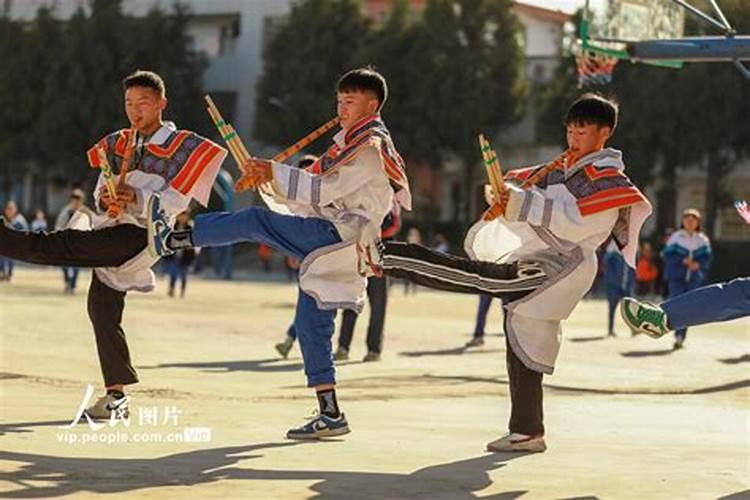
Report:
296,154,318,169
565,93,618,132
336,67,388,110
122,70,166,97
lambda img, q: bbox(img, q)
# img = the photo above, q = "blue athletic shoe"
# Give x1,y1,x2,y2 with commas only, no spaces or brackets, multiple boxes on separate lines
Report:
286,411,350,440
147,194,174,258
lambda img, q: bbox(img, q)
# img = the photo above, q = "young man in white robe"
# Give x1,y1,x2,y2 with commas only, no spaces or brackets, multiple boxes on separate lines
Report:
0,70,226,419
147,67,412,440
381,93,652,452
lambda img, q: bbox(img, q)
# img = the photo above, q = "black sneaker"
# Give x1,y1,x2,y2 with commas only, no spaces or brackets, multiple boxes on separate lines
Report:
286,411,350,440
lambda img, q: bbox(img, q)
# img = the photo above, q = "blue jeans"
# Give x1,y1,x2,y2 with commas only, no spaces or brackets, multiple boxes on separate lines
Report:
62,267,79,290
606,285,626,334
0,257,14,279
667,279,698,341
472,295,493,338
193,207,341,386
663,277,750,330
168,260,189,294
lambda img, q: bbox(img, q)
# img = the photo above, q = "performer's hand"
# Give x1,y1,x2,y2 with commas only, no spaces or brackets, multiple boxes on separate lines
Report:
482,189,510,221
240,158,274,188
98,186,115,209
735,200,750,224
484,184,495,206
116,184,137,205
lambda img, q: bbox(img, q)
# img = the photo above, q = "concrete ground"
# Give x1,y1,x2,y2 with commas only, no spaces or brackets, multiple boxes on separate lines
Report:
1,268,748,499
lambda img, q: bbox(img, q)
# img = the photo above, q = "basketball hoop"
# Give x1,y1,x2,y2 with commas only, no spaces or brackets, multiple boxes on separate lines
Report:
575,48,619,87
572,0,688,86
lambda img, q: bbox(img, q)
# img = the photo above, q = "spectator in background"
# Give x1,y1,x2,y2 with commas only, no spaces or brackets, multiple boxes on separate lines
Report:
661,209,712,349
432,233,449,253
1,201,29,281
602,239,635,337
285,255,300,282
657,227,674,298
165,211,197,298
403,227,422,295
55,188,93,294
465,295,494,348
635,242,659,297
258,243,273,272
30,209,48,233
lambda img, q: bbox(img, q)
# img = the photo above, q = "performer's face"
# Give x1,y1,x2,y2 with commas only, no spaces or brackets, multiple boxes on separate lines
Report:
566,122,611,161
124,86,167,134
336,90,379,131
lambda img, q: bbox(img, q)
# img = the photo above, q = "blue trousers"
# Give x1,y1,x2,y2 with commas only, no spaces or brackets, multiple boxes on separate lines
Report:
663,277,750,331
0,257,15,279
193,207,341,387
62,267,79,290
606,286,626,334
667,279,698,340
168,261,189,293
472,295,493,338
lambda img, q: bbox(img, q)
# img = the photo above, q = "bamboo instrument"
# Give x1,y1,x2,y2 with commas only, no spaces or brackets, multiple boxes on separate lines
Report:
478,134,505,203
233,117,340,193
95,146,122,218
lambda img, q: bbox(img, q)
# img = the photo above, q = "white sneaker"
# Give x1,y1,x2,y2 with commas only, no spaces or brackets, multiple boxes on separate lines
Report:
486,432,546,453
84,393,130,420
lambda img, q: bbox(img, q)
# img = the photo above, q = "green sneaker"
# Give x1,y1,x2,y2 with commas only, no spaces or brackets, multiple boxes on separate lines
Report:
620,298,670,338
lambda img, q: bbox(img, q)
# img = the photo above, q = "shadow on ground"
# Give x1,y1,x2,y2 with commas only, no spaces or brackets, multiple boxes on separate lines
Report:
400,347,504,357
0,441,543,499
143,359,304,373
619,349,674,358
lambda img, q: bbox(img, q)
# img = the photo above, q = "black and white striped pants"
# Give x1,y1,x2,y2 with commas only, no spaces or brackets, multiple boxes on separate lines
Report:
382,240,547,433
381,241,547,298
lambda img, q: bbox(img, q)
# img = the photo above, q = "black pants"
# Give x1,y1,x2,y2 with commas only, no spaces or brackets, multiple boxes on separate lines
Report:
338,275,387,353
381,241,546,297
383,241,545,435
0,223,146,387
0,223,146,268
88,272,139,386
504,318,544,435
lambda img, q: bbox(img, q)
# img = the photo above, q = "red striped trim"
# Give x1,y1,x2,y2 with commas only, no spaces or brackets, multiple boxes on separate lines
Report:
171,141,212,190
147,130,191,158
344,114,379,144
382,152,405,182
177,145,221,194
87,138,108,168
584,164,621,180
114,129,132,157
506,167,535,182
577,186,641,205
579,193,646,216
87,147,99,167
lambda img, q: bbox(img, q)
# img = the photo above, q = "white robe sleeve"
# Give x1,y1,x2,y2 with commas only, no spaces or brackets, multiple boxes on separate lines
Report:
271,147,383,206
131,185,190,219
503,183,618,244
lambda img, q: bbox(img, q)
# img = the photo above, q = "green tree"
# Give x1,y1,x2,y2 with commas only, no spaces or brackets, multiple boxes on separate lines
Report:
406,0,526,222
254,0,370,149
0,0,207,206
0,0,30,197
